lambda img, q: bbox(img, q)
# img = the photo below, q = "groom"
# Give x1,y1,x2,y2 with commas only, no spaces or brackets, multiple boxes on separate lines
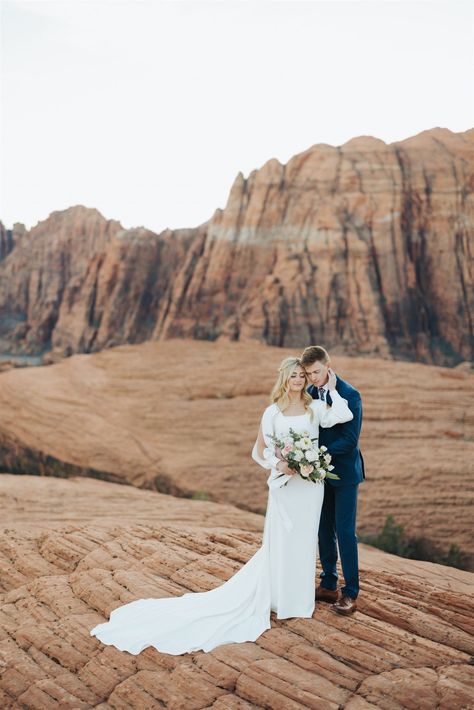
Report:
301,345,365,615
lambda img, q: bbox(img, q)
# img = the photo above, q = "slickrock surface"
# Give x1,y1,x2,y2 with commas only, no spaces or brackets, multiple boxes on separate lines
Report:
0,474,264,533
1,127,473,365
0,339,473,568
0,475,473,709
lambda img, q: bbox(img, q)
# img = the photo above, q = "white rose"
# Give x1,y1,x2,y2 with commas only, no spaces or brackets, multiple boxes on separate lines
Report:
324,453,332,463
305,449,317,462
320,445,328,452
318,468,326,479
300,437,312,450
293,450,304,462
294,440,304,449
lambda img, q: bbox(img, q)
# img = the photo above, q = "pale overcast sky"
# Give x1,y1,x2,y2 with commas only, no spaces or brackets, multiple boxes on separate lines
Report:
1,0,473,233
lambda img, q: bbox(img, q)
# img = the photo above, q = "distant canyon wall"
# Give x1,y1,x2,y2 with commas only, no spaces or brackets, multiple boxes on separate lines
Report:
0,127,472,365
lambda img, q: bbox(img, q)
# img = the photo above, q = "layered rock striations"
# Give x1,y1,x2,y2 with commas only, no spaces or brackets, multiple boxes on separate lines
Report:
0,127,473,364
0,474,473,709
0,340,472,568
165,127,473,364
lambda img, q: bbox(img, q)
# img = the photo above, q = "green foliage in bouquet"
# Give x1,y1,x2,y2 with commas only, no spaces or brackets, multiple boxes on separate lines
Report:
269,427,340,483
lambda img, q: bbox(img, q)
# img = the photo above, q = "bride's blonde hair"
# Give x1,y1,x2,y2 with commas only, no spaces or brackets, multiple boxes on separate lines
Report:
270,356,313,418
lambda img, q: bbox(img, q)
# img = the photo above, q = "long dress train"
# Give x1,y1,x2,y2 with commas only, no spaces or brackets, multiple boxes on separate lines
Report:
90,392,353,655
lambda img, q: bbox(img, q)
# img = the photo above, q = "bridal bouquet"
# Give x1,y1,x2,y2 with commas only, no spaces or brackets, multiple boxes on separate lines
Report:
269,428,340,484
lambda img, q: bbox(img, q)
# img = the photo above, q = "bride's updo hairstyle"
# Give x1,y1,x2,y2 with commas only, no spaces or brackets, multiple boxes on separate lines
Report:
270,356,313,418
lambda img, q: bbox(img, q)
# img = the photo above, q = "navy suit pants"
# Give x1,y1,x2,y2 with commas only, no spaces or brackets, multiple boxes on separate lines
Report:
318,482,359,599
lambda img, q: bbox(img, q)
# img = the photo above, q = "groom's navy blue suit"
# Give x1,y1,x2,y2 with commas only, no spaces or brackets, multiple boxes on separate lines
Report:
308,376,364,599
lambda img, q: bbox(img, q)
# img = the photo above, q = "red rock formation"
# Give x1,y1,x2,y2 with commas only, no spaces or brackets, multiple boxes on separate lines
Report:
0,340,472,568
0,222,22,262
0,207,122,354
0,475,473,709
0,127,473,364
0,222,27,354
161,127,473,364
0,205,200,357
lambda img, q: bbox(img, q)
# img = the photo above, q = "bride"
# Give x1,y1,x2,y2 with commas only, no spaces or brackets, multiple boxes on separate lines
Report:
90,356,353,655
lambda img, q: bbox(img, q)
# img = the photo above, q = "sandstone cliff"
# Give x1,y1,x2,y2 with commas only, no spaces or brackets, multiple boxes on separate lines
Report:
0,222,19,262
0,474,473,709
0,127,473,365
0,340,472,569
161,128,473,366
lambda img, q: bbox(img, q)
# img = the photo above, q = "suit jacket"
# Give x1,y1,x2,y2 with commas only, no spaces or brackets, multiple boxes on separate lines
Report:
308,376,365,487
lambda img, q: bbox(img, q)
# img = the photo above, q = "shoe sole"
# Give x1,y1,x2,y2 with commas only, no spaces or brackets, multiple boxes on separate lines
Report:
333,606,357,615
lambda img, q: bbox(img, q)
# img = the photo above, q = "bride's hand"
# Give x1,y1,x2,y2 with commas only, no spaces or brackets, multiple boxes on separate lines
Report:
327,367,337,391
277,460,294,476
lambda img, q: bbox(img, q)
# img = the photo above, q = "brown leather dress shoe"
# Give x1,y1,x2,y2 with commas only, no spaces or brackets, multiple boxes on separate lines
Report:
315,585,339,603
331,595,357,615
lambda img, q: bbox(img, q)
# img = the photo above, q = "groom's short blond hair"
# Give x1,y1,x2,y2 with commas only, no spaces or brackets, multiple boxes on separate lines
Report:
300,346,330,366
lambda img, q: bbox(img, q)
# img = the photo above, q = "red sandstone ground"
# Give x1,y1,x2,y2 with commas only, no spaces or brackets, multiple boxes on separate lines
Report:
0,339,472,569
0,474,473,709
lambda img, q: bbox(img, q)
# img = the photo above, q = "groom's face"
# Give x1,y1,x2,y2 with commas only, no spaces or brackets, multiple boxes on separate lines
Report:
304,360,329,387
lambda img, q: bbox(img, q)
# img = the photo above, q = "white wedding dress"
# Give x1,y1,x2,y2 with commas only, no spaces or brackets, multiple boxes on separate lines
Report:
90,393,353,655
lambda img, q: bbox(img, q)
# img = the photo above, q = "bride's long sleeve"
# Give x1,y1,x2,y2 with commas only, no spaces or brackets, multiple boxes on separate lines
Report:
251,404,292,489
251,405,280,470
318,390,354,428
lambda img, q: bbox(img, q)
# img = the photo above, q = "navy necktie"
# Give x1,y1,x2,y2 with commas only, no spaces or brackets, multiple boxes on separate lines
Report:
318,387,326,402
